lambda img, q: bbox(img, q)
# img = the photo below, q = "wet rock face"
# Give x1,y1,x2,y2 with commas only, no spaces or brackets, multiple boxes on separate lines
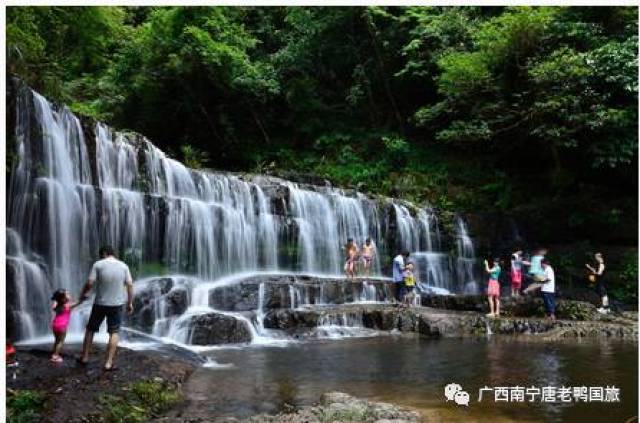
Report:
420,294,598,320
208,275,394,312
261,303,638,340
131,278,189,332
164,287,189,316
263,308,321,330
208,280,292,312
262,305,414,334
187,312,252,345
6,260,19,340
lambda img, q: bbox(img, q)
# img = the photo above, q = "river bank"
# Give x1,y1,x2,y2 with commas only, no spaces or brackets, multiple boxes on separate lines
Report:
6,345,196,423
8,301,637,422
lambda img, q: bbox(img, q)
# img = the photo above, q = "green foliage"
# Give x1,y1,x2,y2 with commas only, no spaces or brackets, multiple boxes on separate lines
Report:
432,6,637,175
7,390,46,423
137,261,170,278
6,6,638,229
7,7,126,108
610,251,638,304
437,52,491,96
558,300,593,321
95,379,181,423
180,145,210,169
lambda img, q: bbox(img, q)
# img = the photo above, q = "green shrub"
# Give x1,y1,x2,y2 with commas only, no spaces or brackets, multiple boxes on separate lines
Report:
181,145,210,169
7,390,45,423
136,261,170,278
610,251,638,304
94,379,181,423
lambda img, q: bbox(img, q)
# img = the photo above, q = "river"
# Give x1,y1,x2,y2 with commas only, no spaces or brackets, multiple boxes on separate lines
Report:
181,336,638,422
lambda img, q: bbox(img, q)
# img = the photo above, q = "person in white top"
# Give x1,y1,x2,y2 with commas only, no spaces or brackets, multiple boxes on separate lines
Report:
77,245,134,371
540,258,555,320
392,251,410,303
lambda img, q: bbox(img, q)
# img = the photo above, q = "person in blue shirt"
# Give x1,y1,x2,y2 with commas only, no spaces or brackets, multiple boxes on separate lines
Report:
392,250,410,303
524,248,547,282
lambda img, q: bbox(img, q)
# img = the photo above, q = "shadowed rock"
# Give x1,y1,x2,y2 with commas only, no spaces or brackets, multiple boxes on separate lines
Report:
187,312,252,345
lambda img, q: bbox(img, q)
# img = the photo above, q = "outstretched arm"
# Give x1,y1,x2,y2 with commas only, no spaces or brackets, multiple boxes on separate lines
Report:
69,299,83,309
585,264,596,273
78,279,94,302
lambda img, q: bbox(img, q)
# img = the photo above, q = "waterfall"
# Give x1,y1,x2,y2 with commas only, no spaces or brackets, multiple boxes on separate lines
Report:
287,184,341,272
7,83,479,345
455,217,478,293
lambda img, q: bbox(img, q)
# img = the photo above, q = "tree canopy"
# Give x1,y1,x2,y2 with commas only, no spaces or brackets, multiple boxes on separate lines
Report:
7,6,638,239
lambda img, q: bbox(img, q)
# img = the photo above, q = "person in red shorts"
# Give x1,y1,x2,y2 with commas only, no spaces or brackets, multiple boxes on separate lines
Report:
484,257,502,318
510,250,524,297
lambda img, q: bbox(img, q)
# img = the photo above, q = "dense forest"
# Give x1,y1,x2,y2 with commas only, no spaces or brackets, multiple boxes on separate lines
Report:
6,6,638,243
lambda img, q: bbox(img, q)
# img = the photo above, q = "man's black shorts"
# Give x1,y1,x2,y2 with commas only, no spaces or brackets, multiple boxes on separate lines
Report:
87,304,123,334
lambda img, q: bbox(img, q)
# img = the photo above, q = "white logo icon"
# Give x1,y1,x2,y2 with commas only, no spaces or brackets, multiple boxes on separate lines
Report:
444,383,470,406
454,390,470,406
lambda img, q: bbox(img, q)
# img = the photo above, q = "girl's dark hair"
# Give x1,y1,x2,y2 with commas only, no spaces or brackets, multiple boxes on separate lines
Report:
51,289,67,313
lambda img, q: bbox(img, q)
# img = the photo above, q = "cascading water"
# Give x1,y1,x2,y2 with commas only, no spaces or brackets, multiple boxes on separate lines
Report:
455,217,479,293
7,82,479,347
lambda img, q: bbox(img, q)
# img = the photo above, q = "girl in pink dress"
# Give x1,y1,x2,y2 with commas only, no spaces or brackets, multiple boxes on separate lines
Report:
50,289,81,363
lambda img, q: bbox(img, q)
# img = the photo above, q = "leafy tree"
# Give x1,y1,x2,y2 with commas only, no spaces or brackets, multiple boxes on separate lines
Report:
6,6,638,243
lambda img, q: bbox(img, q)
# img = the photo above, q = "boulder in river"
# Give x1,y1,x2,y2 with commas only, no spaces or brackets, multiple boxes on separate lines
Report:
187,312,252,345
232,391,421,422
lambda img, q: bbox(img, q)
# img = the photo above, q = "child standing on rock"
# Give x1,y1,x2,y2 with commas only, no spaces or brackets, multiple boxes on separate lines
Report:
403,262,417,306
50,289,82,363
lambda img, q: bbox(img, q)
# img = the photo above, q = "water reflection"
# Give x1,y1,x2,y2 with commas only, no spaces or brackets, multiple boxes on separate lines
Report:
187,337,637,422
